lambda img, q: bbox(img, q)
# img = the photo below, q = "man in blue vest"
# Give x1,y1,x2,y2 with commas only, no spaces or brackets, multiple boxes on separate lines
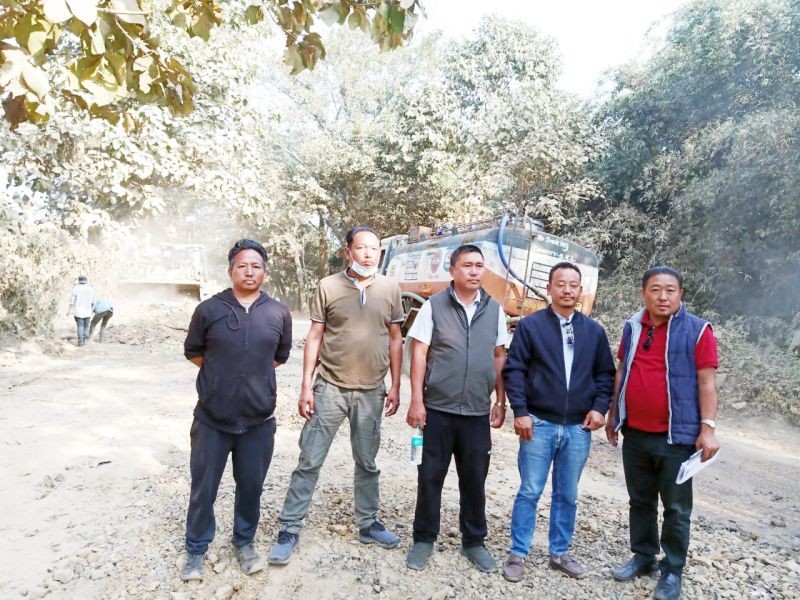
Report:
606,266,720,600
501,262,615,582
405,244,508,573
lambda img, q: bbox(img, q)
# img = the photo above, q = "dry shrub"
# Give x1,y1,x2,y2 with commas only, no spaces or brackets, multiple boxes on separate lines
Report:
0,214,105,339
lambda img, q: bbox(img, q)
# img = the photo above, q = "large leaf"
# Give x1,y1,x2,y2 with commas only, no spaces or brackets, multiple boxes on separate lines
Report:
318,3,339,27
20,61,50,98
66,0,98,26
388,3,404,36
42,0,72,23
88,25,105,54
244,5,264,25
110,0,147,26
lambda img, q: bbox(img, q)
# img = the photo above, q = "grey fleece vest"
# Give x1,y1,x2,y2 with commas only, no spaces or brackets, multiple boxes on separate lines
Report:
423,287,501,416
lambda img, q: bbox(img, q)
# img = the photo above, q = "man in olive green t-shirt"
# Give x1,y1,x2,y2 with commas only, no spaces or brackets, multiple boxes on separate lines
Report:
269,225,404,565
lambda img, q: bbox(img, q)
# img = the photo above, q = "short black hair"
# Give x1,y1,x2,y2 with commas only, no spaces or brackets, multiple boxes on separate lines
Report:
345,225,380,247
548,262,581,283
228,239,268,268
642,265,683,289
450,244,483,267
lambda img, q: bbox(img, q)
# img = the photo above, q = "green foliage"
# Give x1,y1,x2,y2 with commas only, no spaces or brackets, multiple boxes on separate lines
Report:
597,0,800,207
665,110,800,322
0,0,421,126
384,16,604,228
592,0,800,351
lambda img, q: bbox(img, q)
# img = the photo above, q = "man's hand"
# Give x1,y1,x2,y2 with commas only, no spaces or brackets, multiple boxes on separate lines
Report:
695,427,720,462
582,410,605,431
490,403,506,429
384,385,400,417
514,415,532,441
298,385,315,420
605,422,619,447
406,398,426,429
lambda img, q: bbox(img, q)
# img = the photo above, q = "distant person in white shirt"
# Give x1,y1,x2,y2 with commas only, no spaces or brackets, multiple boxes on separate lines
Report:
67,275,95,347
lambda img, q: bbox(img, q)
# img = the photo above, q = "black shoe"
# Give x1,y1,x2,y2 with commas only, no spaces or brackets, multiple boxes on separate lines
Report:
653,570,682,600
612,554,658,581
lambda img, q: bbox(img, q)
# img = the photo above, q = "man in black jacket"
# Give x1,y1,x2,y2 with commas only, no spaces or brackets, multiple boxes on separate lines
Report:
501,262,615,583
179,239,292,582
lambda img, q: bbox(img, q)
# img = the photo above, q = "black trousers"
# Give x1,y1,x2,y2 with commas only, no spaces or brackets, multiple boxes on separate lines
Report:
185,417,275,554
622,427,694,573
413,408,491,548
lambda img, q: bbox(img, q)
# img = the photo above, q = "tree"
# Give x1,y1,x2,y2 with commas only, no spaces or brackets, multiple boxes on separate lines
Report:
0,0,421,127
592,0,800,343
387,16,605,230
596,0,800,210
0,19,284,236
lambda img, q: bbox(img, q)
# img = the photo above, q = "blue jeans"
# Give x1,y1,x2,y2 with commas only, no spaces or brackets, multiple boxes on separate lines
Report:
74,317,90,343
509,415,592,557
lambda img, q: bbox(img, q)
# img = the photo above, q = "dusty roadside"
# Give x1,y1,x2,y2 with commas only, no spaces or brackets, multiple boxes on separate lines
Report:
0,301,798,599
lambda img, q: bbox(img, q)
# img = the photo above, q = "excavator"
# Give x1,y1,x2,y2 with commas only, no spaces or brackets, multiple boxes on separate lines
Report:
119,243,208,301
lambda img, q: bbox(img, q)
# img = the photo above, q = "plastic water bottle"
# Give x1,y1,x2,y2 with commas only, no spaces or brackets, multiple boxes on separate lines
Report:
410,427,423,465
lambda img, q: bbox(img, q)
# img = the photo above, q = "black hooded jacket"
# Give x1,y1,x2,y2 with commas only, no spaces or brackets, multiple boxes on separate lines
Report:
184,288,292,433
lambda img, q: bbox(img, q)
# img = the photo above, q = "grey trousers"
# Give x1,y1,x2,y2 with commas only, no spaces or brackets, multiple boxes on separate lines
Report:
278,376,385,533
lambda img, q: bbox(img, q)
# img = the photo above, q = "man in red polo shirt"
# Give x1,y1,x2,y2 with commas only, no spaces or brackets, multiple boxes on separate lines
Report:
606,266,720,600
617,310,718,435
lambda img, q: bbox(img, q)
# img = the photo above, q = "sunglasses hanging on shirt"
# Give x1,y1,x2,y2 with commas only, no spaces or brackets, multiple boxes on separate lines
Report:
562,321,575,348
643,326,657,350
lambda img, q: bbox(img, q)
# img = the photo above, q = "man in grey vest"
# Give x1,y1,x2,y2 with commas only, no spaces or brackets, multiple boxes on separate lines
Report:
405,244,508,572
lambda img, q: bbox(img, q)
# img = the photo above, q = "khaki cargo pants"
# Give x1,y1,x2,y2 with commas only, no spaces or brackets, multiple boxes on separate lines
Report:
278,376,385,533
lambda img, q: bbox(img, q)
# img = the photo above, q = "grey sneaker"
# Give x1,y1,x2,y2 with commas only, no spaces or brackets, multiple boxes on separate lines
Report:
234,543,266,575
358,522,400,549
502,553,525,582
406,541,435,570
549,552,587,579
268,531,299,565
179,552,204,581
460,545,497,573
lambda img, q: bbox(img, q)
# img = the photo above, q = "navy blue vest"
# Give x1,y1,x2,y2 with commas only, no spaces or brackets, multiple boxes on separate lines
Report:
615,304,710,445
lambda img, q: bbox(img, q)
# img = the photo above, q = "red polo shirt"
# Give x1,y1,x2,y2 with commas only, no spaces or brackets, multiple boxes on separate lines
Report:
617,312,719,432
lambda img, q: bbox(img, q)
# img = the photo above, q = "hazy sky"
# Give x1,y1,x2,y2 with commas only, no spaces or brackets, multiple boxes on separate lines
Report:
416,0,688,96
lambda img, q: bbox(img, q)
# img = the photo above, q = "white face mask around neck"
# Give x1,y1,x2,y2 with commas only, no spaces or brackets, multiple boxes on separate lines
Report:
349,260,378,278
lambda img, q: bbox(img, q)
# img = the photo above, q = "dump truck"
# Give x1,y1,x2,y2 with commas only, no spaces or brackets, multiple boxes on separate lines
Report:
118,243,208,301
378,213,599,338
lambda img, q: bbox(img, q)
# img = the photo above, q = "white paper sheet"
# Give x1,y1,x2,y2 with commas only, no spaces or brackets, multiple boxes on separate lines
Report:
676,449,720,485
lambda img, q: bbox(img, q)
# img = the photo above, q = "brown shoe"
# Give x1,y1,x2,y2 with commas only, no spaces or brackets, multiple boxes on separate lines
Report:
549,553,587,579
503,553,525,582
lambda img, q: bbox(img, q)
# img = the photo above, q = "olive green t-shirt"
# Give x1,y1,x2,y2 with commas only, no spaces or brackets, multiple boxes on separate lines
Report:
310,272,404,389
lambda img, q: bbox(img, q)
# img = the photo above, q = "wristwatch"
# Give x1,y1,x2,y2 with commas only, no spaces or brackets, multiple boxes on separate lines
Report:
700,418,716,429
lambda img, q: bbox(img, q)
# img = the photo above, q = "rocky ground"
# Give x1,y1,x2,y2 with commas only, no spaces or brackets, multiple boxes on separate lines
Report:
0,300,798,599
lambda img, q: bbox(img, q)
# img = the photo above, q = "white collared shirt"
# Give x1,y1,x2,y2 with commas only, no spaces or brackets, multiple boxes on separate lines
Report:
342,270,375,305
407,290,509,347
70,283,95,318
557,311,575,390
